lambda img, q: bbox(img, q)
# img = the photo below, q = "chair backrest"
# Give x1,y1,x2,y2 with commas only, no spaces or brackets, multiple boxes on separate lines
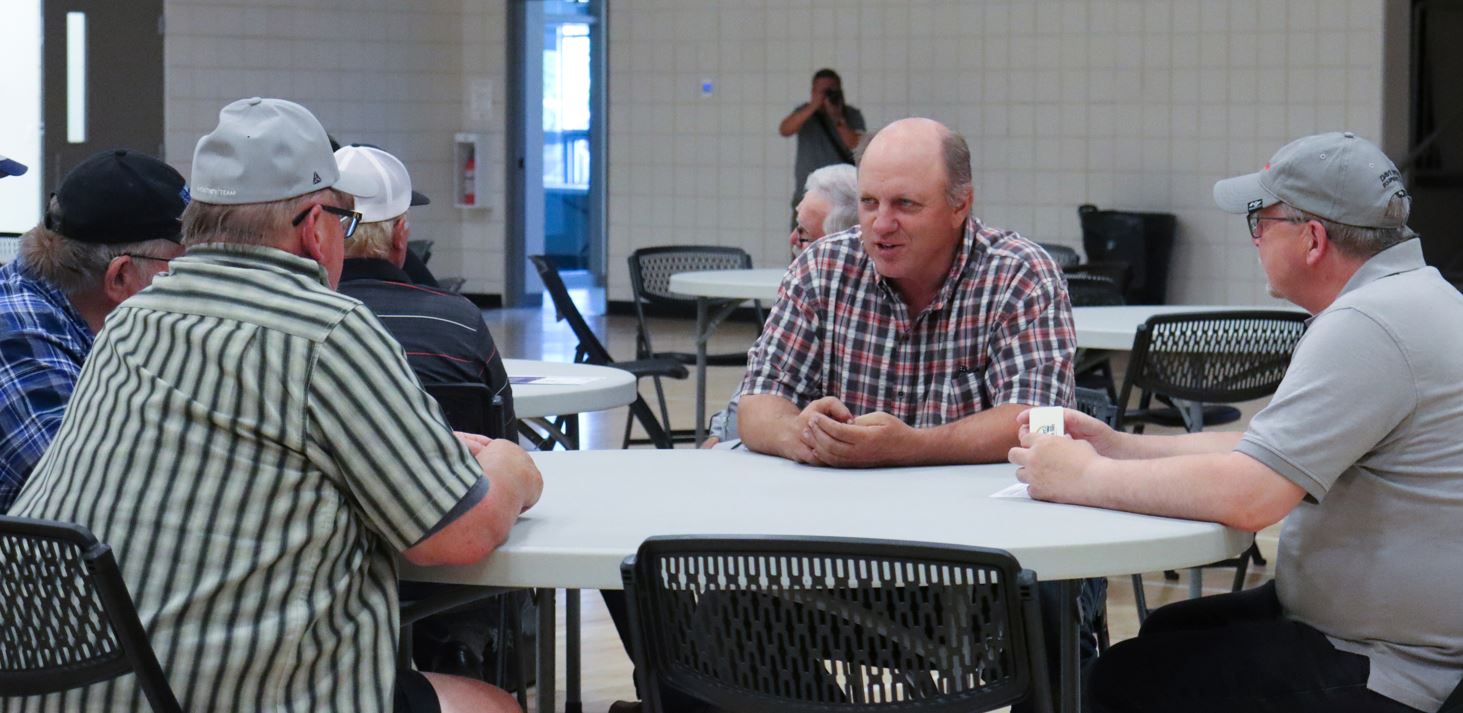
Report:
1119,310,1309,407
0,516,181,713
1073,386,1118,427
628,246,753,308
407,239,435,265
422,382,509,438
1064,273,1125,307
621,536,1052,713
627,246,756,357
530,254,617,366
1035,243,1081,269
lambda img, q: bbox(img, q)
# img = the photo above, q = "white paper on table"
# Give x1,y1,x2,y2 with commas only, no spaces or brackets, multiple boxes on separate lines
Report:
509,376,601,385
989,483,1032,500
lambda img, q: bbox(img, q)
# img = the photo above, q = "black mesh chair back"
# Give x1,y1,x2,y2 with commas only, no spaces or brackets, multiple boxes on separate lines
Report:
0,516,181,712
1072,387,1118,427
1115,311,1308,429
627,246,764,443
530,254,681,448
422,382,510,439
1035,243,1081,269
1064,273,1125,307
621,536,1053,713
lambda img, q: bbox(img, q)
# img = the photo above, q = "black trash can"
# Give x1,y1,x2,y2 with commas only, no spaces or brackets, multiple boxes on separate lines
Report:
1077,204,1176,305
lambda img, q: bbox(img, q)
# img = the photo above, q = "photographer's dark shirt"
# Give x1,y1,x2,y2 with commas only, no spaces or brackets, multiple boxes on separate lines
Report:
791,102,865,210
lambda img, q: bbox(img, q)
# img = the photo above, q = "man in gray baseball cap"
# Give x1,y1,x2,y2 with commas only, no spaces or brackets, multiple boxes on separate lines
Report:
10,97,542,713
1011,131,1463,712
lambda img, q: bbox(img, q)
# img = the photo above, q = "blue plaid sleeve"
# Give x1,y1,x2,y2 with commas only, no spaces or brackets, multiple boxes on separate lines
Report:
0,329,86,510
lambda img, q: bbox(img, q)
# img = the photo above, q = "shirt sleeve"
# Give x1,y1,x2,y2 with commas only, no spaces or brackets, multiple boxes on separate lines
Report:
848,106,867,133
0,329,85,505
1235,308,1415,500
740,254,824,407
306,305,486,551
983,251,1076,408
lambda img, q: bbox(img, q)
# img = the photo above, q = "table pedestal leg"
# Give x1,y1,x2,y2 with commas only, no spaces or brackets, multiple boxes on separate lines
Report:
694,298,709,445
566,589,581,713
536,588,556,713
1058,579,1080,713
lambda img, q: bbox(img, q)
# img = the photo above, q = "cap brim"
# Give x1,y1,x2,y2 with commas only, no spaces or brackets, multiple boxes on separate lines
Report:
410,190,430,207
0,158,28,177
1213,171,1279,214
331,168,379,199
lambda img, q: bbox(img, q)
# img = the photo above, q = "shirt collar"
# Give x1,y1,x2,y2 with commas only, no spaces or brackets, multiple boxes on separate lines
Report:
340,257,411,284
7,257,94,340
893,217,980,315
175,244,331,287
1336,238,1426,299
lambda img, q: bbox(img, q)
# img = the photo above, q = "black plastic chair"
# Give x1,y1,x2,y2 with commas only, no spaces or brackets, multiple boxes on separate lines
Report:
1036,243,1081,269
1115,311,1308,618
531,255,683,449
422,382,511,439
621,535,1054,713
0,516,181,712
627,246,765,444
1064,273,1124,308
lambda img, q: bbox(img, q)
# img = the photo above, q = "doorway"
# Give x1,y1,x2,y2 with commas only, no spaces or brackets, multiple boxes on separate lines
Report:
508,0,606,310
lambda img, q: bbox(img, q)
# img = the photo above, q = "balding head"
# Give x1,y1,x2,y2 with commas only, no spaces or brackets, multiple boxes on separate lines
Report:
857,118,973,208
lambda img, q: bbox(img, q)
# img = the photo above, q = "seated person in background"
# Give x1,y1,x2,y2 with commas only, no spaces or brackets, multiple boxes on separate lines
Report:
9,97,542,713
702,162,859,448
739,117,1075,466
0,150,185,508
1011,132,1463,713
736,117,1098,709
335,144,514,426
335,144,518,679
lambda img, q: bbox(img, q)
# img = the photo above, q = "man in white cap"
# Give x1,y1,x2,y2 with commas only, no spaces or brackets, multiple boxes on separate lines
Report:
10,97,542,713
334,143,517,678
1011,132,1463,712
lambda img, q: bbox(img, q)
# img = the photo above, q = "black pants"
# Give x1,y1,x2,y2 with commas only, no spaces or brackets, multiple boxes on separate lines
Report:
1085,581,1421,713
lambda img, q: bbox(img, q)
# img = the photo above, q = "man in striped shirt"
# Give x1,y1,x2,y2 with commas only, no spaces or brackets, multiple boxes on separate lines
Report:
10,97,541,713
740,117,1077,466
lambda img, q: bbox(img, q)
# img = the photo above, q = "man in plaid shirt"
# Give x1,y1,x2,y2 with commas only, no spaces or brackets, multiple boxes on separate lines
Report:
0,150,186,509
741,117,1076,466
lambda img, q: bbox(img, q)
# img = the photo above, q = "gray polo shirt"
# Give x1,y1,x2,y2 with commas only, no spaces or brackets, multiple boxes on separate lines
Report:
791,102,865,210
1235,239,1463,712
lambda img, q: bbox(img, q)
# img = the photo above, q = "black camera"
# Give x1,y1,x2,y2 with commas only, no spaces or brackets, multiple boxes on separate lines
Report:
824,88,844,106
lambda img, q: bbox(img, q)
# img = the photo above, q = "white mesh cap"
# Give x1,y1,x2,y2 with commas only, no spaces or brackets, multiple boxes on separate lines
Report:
190,97,376,205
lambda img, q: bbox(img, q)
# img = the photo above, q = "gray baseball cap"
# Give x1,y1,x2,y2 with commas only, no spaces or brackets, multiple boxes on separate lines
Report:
190,97,377,205
1213,131,1408,229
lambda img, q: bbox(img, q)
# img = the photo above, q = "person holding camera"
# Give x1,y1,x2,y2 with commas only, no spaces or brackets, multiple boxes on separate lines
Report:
778,68,865,222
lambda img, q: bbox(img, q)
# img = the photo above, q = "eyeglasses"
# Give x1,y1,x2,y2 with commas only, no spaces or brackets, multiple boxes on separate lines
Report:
291,203,361,239
793,225,815,247
1247,213,1304,239
119,253,172,266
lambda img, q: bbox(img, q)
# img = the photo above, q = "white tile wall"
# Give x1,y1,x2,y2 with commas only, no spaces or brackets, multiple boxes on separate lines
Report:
162,0,508,295
164,0,1389,304
605,0,1388,305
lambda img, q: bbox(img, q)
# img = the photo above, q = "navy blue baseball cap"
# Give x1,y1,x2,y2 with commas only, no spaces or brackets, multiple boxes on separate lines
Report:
0,154,27,178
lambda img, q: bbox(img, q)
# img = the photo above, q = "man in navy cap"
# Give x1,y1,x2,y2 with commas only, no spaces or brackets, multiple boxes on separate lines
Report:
0,149,187,508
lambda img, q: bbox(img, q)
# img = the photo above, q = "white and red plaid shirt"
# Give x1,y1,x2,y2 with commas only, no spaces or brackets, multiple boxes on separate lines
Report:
741,217,1075,428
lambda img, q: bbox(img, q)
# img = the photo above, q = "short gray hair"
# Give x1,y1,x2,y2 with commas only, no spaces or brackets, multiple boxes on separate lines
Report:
181,188,347,248
803,164,859,234
855,124,973,208
345,218,396,260
18,198,176,296
1280,194,1412,259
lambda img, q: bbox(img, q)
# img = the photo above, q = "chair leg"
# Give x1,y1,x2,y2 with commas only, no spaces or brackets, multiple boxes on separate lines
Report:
1130,574,1149,624
1231,545,1255,592
1249,542,1268,567
627,396,674,449
651,375,674,437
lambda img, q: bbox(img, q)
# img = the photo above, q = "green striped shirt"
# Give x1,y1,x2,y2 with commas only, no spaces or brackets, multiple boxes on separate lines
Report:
9,245,485,713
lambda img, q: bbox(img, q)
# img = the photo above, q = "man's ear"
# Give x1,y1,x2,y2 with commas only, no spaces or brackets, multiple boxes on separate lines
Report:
296,205,327,263
392,216,410,252
1304,220,1329,267
950,185,973,228
100,256,137,305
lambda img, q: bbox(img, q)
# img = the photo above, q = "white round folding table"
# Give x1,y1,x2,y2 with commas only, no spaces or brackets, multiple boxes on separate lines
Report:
666,268,785,444
1072,304,1305,350
404,449,1249,713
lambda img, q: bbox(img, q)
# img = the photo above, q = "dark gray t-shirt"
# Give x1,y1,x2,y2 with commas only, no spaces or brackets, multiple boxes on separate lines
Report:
1235,240,1463,712
791,102,865,210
